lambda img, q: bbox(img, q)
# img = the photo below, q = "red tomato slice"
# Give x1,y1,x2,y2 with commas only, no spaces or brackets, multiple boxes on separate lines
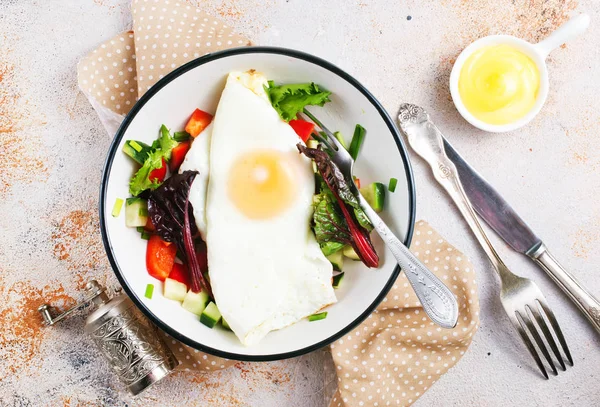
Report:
168,262,190,287
146,235,177,281
289,119,315,143
169,141,191,172
149,158,167,183
185,109,213,137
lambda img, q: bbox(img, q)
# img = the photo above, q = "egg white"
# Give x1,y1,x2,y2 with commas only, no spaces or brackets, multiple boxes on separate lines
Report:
204,71,337,346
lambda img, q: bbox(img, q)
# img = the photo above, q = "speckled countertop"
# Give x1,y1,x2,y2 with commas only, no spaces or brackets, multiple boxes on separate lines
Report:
1,0,599,406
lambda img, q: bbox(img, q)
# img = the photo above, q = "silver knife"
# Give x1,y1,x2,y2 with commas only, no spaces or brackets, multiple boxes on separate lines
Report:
443,137,600,334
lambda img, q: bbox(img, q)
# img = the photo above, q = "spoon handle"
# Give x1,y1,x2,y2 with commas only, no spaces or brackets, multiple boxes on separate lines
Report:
535,13,590,58
357,193,458,329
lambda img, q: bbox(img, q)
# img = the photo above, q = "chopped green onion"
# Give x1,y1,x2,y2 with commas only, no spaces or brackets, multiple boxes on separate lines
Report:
145,284,154,299
141,231,151,240
348,124,365,161
333,131,347,150
136,226,145,233
129,140,143,153
111,198,124,217
308,312,328,322
388,177,398,193
173,131,191,142
139,207,148,217
332,273,344,289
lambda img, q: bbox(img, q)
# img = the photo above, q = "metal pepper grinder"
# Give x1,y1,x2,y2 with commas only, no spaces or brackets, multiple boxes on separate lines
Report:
38,280,179,395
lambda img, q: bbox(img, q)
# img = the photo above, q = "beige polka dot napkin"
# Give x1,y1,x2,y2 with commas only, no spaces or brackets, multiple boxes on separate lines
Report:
77,1,480,405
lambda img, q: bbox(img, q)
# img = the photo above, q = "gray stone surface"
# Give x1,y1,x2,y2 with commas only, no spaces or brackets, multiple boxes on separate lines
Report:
1,0,599,406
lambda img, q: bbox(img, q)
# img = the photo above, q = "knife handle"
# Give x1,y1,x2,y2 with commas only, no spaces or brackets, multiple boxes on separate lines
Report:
532,244,600,334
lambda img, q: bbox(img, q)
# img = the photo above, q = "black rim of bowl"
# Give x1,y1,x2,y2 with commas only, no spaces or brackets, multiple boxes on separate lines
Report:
99,46,417,361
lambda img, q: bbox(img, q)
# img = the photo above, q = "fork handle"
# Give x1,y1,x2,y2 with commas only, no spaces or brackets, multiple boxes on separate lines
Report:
357,194,459,329
530,244,600,335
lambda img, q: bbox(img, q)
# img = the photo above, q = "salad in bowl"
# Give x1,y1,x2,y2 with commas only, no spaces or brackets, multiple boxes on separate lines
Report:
101,47,415,360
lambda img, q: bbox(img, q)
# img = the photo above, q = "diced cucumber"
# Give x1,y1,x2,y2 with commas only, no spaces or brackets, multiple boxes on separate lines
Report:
349,124,366,161
332,273,344,289
360,182,386,213
173,131,191,142
306,139,319,149
125,198,148,227
123,140,152,165
144,283,154,299
342,245,361,261
111,198,124,218
307,139,319,173
388,177,398,193
182,290,210,316
163,278,187,302
200,302,222,328
308,312,327,322
333,131,347,149
221,318,232,331
326,250,344,272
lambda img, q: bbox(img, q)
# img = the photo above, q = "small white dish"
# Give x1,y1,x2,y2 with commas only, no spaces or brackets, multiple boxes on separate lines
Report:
100,47,416,361
450,14,590,133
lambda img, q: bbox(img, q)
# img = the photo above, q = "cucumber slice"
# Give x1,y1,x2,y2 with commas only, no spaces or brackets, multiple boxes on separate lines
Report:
163,278,187,302
125,198,148,227
111,198,124,218
306,139,319,149
306,139,319,173
342,245,361,261
182,290,210,315
333,131,347,149
332,273,344,289
360,182,386,213
123,140,152,164
326,250,344,272
308,312,328,322
200,302,222,328
221,318,232,331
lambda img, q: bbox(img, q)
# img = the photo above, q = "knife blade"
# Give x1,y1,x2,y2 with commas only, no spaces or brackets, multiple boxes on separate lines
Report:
442,136,600,335
442,139,542,255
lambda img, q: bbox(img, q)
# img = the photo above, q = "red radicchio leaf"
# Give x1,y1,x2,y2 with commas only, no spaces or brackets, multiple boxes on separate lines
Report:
148,170,212,294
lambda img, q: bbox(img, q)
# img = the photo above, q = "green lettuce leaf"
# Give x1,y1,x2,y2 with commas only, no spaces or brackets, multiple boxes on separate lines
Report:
313,192,352,255
129,149,164,196
158,125,178,161
265,81,331,122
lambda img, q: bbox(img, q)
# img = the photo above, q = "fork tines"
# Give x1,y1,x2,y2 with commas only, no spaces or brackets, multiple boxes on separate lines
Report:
509,296,573,379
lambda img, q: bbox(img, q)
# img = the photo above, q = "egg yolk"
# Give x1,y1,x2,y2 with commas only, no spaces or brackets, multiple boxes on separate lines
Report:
228,150,297,219
458,44,540,125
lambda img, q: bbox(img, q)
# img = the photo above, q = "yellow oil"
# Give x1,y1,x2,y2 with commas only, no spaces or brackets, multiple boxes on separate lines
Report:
458,44,540,125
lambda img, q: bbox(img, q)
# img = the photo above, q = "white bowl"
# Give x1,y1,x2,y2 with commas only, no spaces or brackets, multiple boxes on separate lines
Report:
100,47,416,361
449,14,590,133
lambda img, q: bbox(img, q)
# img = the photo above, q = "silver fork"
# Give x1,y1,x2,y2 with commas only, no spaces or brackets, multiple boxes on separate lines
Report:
397,103,573,378
302,108,459,330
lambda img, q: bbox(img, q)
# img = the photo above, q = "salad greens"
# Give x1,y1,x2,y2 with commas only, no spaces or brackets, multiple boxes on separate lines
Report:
265,81,331,122
129,149,165,196
147,171,211,296
312,190,351,255
298,144,379,268
157,125,179,161
127,125,179,196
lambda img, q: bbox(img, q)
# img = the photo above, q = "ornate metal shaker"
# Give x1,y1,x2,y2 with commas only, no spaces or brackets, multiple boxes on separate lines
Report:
38,280,179,395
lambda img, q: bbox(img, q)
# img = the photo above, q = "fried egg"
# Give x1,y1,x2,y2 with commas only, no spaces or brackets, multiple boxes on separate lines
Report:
204,71,336,346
